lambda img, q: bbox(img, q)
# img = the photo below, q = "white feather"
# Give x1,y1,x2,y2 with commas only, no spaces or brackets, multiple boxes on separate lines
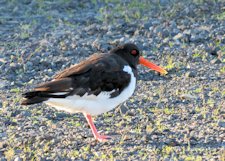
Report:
45,65,136,115
49,92,69,95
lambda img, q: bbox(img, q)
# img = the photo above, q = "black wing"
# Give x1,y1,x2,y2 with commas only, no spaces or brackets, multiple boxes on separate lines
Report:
22,54,131,105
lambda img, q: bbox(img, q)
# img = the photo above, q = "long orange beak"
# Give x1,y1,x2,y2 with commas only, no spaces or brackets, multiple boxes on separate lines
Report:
139,56,167,75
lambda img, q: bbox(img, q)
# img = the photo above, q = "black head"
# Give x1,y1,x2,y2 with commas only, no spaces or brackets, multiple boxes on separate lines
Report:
110,43,141,69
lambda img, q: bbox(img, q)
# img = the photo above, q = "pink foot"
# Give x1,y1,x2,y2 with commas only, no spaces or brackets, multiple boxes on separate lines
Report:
83,113,112,142
95,134,111,142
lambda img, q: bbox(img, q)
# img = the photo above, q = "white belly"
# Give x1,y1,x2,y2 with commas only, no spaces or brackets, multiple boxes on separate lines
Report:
44,66,136,115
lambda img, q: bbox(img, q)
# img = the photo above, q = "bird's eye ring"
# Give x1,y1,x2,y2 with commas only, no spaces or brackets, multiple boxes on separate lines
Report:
131,49,138,55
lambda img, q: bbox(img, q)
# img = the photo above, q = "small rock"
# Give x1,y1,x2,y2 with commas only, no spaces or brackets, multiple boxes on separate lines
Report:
173,33,183,40
143,22,152,29
189,136,198,145
101,44,111,52
183,29,191,35
165,139,179,146
171,114,179,119
0,157,7,161
55,112,68,119
159,0,170,6
171,28,180,36
160,29,170,38
197,114,204,120
0,141,7,149
0,80,8,89
154,26,163,34
14,157,22,161
26,61,33,68
190,110,196,114
205,46,219,56
120,103,129,115
10,62,20,69
151,19,161,26
164,158,171,161
218,121,225,128
180,94,198,100
190,33,205,43
0,132,7,138
21,111,32,117
170,21,177,29
127,109,135,116
186,71,197,77
39,126,47,132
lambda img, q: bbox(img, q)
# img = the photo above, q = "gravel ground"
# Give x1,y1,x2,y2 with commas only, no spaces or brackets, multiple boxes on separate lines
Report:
0,0,225,160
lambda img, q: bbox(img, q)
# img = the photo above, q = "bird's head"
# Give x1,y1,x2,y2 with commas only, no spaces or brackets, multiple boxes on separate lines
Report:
111,43,167,74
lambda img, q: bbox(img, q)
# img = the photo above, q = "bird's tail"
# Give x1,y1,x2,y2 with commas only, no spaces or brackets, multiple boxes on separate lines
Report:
21,78,73,105
21,91,48,105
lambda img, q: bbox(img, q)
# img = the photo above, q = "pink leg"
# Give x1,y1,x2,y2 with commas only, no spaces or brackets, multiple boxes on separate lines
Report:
83,113,111,142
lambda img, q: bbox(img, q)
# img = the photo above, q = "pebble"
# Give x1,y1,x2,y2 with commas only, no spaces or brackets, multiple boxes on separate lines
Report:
55,112,69,120
20,111,32,117
143,22,152,29
197,114,204,120
0,157,7,161
171,114,179,120
183,29,191,35
172,28,180,35
0,132,7,138
185,71,197,78
159,0,171,6
173,33,183,40
14,157,22,161
0,141,7,149
218,121,225,128
119,103,129,115
0,100,2,108
180,94,198,100
165,139,179,146
161,29,170,38
151,19,161,26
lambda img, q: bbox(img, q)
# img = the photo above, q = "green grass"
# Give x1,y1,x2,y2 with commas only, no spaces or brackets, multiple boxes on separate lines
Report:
10,87,20,93
69,150,80,158
19,24,32,39
215,11,225,20
220,66,225,73
164,56,175,70
95,0,152,23
194,87,203,93
221,89,225,96
193,52,201,58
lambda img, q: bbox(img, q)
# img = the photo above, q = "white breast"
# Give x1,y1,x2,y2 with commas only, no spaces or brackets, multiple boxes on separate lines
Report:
45,65,136,115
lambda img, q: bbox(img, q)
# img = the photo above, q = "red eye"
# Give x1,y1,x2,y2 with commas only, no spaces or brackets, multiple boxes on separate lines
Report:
131,49,137,55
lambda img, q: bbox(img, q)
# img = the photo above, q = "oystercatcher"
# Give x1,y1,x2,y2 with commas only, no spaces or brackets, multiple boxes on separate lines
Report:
22,43,167,142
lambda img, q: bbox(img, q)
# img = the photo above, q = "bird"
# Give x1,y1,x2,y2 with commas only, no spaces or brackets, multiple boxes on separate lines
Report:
22,43,167,142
